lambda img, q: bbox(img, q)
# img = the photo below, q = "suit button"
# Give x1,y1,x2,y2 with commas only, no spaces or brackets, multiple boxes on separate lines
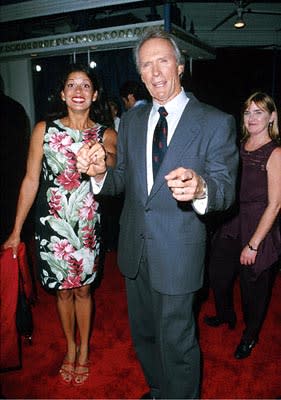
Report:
140,234,144,239
145,207,151,212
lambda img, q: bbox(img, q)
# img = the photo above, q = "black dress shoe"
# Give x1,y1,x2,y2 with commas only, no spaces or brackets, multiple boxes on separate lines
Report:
204,315,236,330
234,340,256,359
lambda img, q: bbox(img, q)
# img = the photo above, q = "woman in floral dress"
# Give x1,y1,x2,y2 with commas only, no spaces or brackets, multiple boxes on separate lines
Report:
4,64,117,385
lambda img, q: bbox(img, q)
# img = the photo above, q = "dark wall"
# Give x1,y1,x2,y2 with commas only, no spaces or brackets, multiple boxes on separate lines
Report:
185,47,281,127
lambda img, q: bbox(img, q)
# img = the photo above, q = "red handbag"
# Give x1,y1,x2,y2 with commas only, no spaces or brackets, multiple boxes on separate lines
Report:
0,243,33,371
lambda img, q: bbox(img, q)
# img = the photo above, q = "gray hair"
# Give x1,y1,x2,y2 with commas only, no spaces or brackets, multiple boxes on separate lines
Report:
133,28,185,73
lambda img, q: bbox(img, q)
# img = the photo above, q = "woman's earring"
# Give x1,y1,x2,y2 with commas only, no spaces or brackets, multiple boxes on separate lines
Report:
268,121,273,128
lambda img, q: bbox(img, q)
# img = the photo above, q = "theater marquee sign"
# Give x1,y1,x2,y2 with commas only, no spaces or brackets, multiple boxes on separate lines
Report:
0,21,216,61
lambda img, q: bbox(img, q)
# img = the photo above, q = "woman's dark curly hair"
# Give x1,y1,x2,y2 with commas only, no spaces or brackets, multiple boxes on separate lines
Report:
46,63,113,127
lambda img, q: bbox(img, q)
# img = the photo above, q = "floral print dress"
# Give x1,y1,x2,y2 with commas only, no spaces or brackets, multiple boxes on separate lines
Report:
35,119,105,290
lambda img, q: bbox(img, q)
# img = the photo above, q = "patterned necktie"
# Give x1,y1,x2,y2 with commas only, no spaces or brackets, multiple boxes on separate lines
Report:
152,106,168,179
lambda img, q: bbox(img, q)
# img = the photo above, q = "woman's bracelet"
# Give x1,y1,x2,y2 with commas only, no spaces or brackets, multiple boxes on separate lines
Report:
247,242,258,252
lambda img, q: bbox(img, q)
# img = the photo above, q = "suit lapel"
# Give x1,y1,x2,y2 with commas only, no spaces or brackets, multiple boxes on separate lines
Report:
132,105,151,201
148,95,203,200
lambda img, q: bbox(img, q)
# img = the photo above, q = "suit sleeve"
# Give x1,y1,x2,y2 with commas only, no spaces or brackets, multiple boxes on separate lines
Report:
203,113,239,213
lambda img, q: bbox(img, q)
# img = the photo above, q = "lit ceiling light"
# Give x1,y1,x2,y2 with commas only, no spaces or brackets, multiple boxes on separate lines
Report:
234,17,245,29
234,9,245,29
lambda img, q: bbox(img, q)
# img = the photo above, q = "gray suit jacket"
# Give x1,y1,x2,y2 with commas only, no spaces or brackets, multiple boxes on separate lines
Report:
100,93,238,295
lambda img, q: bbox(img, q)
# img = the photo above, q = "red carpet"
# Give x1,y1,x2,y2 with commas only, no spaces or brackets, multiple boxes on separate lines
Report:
1,251,281,399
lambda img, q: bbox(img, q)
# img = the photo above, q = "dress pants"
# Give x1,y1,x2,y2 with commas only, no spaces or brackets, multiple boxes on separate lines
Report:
208,236,278,341
240,265,278,342
125,249,200,399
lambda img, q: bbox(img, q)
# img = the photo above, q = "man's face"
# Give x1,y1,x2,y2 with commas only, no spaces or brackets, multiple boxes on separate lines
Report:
138,38,184,105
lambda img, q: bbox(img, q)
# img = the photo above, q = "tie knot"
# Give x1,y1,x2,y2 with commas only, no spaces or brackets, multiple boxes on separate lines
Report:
158,107,168,118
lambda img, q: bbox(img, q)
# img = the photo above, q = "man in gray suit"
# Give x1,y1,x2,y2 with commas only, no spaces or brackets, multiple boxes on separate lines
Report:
77,28,238,399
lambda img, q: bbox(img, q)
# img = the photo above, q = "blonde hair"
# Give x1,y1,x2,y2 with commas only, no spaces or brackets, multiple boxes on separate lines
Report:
241,92,280,143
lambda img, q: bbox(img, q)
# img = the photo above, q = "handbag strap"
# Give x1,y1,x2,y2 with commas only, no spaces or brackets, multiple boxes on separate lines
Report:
17,262,25,294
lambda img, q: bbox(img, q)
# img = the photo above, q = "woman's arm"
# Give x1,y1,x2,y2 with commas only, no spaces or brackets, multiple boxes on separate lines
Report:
103,127,117,168
240,147,281,265
3,121,45,256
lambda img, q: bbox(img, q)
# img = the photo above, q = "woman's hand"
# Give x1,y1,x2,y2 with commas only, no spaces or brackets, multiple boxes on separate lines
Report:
2,234,21,258
240,245,257,266
77,141,107,177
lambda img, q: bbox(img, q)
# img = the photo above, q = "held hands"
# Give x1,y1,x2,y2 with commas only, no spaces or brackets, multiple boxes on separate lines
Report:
165,167,206,202
76,141,107,178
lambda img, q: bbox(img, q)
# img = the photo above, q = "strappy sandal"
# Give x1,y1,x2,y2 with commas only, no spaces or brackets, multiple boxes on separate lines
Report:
59,359,75,385
73,360,90,386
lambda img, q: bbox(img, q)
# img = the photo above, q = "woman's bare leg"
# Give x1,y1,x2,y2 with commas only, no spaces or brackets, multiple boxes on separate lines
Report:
57,289,76,381
74,284,92,363
73,284,92,384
